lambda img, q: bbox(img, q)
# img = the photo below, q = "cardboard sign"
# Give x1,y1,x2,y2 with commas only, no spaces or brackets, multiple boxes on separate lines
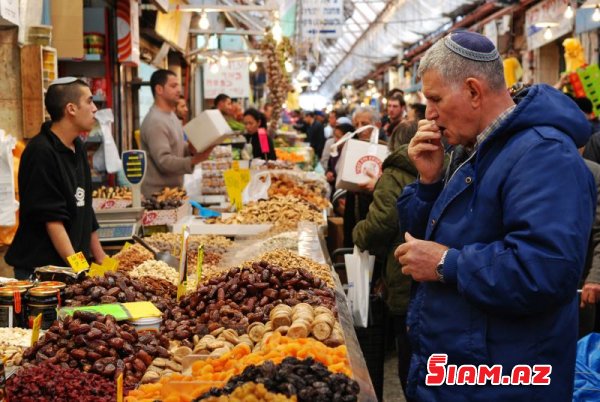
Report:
102,256,119,272
67,252,89,273
203,60,251,99
30,313,42,346
88,263,105,278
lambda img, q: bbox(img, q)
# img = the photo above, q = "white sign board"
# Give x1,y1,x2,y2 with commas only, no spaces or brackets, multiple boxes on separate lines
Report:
525,0,573,50
203,60,251,99
301,0,344,39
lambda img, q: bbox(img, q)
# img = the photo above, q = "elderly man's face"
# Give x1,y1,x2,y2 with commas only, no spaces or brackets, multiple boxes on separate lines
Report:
353,112,375,140
422,69,479,147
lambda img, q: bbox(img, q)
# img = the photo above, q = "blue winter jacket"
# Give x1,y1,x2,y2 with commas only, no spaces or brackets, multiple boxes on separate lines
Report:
397,84,595,401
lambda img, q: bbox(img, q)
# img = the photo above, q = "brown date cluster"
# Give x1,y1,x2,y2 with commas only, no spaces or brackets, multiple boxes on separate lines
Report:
64,271,175,312
162,262,337,345
23,311,170,388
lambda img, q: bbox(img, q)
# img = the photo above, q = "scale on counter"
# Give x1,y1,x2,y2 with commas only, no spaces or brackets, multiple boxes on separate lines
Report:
122,150,146,208
95,150,147,243
96,207,145,242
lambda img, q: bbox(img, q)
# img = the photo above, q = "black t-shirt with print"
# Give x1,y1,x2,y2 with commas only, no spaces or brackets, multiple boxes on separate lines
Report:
6,122,98,275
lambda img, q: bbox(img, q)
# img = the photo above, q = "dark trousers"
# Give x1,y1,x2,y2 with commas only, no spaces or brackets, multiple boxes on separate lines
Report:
392,314,412,400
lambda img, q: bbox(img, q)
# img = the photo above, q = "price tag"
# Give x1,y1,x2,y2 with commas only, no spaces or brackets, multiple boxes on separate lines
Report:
224,169,243,211
178,226,189,285
30,313,42,346
196,245,204,282
102,256,119,272
117,372,123,402
67,252,89,272
177,281,186,302
121,242,132,253
88,263,105,278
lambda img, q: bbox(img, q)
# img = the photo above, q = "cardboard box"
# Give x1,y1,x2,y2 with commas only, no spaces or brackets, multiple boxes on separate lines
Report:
335,139,389,192
183,110,232,153
141,202,191,227
0,0,19,26
51,0,84,58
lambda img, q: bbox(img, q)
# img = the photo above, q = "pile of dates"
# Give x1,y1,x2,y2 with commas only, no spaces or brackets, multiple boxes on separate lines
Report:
6,362,116,401
195,357,360,402
162,262,336,344
23,311,170,388
64,271,174,312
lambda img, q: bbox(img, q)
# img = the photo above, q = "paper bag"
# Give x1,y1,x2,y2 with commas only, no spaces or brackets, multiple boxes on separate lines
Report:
332,125,389,192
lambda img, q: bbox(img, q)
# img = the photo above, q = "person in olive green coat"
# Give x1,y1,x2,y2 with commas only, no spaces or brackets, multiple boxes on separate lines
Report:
352,120,418,398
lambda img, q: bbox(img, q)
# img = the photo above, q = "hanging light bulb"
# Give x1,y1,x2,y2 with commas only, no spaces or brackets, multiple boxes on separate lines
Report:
272,12,283,42
593,5,600,22
210,62,219,74
219,54,229,67
284,59,294,73
564,4,574,19
543,26,553,40
198,11,210,30
249,59,258,72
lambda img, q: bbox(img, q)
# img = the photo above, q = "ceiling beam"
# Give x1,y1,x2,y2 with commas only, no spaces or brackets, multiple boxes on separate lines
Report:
171,4,277,12
189,29,264,36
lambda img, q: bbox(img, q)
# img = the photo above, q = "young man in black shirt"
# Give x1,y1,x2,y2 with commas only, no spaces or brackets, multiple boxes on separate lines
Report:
6,77,106,278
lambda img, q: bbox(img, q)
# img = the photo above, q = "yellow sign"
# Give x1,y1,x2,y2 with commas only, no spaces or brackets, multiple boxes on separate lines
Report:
88,263,105,278
121,242,132,253
102,256,119,272
117,372,123,402
223,168,250,211
67,252,89,272
177,281,186,302
196,245,204,282
30,313,42,346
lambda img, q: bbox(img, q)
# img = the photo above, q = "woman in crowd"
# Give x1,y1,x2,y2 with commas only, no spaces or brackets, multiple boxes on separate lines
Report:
242,108,276,160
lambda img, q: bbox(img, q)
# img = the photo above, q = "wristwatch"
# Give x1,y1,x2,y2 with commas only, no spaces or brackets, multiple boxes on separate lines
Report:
436,250,449,283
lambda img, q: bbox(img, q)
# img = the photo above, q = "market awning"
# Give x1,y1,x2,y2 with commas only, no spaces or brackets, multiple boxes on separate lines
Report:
304,0,480,99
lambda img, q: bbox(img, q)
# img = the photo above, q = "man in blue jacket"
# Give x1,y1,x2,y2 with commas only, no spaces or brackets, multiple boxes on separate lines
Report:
394,31,595,401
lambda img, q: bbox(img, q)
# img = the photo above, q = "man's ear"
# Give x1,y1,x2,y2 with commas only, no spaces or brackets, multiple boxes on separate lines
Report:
64,102,77,117
465,77,483,108
155,84,164,96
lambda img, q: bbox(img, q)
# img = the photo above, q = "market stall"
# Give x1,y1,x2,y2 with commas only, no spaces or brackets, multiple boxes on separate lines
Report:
0,197,376,401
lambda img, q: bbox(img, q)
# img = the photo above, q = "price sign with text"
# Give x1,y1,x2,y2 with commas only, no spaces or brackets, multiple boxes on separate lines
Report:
67,252,89,272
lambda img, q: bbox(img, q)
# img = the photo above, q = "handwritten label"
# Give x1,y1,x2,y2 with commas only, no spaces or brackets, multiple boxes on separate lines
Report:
67,252,89,273
121,242,133,252
117,372,123,402
30,313,42,346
